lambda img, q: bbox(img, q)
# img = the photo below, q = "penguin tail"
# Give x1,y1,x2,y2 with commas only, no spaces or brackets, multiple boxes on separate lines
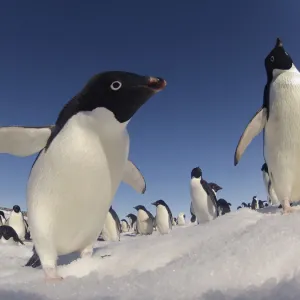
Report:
25,247,41,268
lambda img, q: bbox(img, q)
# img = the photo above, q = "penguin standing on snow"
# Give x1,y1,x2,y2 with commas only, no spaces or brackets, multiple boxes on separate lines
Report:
126,213,138,233
101,206,121,242
151,199,173,235
234,38,300,214
133,205,154,235
261,163,280,205
7,205,26,241
177,212,186,226
0,71,166,280
172,217,177,226
190,167,219,223
120,219,130,233
0,225,24,245
258,200,267,209
251,196,258,210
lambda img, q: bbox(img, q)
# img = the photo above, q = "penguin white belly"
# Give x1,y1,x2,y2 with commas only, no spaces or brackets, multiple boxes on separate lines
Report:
121,221,129,232
101,213,120,242
156,205,171,234
265,76,300,203
177,215,185,226
137,211,153,235
190,180,216,223
27,108,129,256
8,213,25,240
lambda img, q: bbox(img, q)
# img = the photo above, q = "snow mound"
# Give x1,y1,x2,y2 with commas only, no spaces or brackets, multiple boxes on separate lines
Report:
1,207,300,299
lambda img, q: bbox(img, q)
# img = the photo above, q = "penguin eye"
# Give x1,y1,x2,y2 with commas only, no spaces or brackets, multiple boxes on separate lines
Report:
270,56,274,62
110,81,122,91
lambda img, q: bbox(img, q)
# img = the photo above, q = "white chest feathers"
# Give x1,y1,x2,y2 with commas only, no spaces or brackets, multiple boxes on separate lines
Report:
155,205,171,234
27,108,129,255
8,212,25,241
190,178,216,223
137,210,153,235
121,220,129,232
101,212,120,242
177,213,185,226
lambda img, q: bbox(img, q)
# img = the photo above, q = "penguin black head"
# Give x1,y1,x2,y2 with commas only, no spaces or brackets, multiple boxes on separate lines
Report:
191,167,202,179
133,205,147,212
126,213,137,221
151,199,167,207
252,196,257,201
208,182,222,192
265,38,293,82
261,163,268,172
13,205,21,213
56,71,167,126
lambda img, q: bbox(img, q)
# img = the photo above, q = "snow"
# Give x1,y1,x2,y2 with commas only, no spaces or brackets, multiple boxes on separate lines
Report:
1,207,300,299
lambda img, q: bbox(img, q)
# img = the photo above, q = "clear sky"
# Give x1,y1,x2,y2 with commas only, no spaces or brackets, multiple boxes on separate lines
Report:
0,0,299,219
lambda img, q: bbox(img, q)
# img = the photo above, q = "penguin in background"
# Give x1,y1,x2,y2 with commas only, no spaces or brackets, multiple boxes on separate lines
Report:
7,205,26,241
0,225,25,245
251,196,258,210
237,206,242,210
234,38,300,214
172,217,177,226
126,213,138,233
151,199,173,235
261,163,280,205
190,167,219,224
120,219,130,233
133,205,153,235
241,202,248,208
101,206,121,242
177,212,186,226
258,200,267,209
217,199,231,215
0,211,6,225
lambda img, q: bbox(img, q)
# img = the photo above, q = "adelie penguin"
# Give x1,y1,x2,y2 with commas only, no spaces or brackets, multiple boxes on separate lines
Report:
151,199,173,235
189,167,219,223
7,205,26,241
261,163,280,205
234,38,300,214
251,196,258,210
126,213,138,233
0,71,166,281
177,212,186,226
190,182,222,223
100,206,121,242
0,211,6,225
120,219,130,233
217,199,231,215
133,205,154,235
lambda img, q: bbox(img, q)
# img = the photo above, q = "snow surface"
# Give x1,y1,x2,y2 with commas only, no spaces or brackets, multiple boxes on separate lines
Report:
1,207,300,299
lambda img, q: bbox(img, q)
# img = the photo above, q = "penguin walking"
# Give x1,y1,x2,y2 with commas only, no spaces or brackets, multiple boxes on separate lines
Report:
251,196,258,210
120,219,130,233
0,225,25,245
7,205,26,241
234,38,300,214
217,199,231,215
177,212,186,226
101,206,121,242
126,213,138,233
190,167,219,223
133,205,153,235
261,163,280,205
151,200,172,235
0,71,166,280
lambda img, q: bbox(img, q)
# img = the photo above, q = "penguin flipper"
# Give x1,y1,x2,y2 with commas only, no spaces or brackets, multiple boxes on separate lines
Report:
122,160,146,194
25,246,41,268
201,179,219,217
234,107,267,166
0,125,54,157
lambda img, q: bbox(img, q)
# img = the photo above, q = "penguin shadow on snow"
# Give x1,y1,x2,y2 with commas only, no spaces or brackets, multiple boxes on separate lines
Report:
0,290,45,300
202,277,300,300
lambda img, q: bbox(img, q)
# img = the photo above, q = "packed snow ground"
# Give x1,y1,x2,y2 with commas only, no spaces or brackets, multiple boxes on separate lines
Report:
1,207,300,299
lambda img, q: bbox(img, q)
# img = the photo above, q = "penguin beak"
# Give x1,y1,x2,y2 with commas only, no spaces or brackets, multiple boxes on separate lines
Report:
146,77,167,92
151,202,156,206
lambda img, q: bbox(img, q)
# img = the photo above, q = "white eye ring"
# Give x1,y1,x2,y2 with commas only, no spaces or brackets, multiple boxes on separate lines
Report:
110,81,122,91
270,56,274,62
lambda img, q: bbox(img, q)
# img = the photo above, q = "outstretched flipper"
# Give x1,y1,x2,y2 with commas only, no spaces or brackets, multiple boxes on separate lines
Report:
25,246,41,268
0,126,54,157
122,160,146,194
234,107,267,166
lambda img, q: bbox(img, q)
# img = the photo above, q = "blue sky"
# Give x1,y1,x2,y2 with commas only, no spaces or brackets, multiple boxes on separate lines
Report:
0,0,299,218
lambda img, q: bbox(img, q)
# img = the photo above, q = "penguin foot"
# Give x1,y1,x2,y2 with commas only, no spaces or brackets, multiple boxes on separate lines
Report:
80,245,93,259
44,267,62,282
